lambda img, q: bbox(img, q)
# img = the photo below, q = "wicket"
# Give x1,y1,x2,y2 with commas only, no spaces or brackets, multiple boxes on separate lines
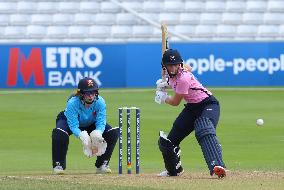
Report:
118,107,140,174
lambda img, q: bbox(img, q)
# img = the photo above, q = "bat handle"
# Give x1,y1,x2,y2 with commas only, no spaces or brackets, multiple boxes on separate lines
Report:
161,69,167,82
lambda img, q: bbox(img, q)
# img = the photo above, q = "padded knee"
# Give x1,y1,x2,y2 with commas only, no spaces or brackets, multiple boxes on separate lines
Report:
194,117,225,174
158,131,183,176
195,117,216,141
52,128,69,169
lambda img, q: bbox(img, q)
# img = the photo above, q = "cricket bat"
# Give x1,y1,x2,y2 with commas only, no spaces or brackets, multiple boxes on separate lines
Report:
161,23,169,80
161,24,192,74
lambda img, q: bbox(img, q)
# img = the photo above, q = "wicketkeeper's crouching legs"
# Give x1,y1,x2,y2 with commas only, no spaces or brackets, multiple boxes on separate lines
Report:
52,128,69,170
194,117,226,177
95,127,119,168
52,118,119,173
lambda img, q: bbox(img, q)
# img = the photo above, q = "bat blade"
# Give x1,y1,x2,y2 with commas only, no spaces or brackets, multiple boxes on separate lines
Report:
161,23,169,56
161,23,169,80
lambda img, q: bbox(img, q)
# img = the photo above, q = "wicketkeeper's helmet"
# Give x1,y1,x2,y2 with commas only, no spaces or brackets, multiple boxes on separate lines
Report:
77,77,99,94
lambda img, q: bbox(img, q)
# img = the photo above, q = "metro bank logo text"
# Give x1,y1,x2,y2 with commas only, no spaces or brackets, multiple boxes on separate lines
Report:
6,47,103,87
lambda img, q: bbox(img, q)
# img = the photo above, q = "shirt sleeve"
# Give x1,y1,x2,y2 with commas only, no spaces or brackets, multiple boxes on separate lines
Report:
64,100,81,138
94,97,107,133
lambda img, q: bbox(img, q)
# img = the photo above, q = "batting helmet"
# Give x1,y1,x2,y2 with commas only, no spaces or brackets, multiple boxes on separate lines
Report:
77,77,99,94
162,49,183,66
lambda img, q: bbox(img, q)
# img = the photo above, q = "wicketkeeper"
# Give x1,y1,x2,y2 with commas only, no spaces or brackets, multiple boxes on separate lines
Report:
155,49,227,178
52,77,119,174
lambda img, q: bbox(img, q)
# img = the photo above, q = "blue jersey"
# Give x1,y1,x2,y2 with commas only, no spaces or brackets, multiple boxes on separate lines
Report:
64,95,106,138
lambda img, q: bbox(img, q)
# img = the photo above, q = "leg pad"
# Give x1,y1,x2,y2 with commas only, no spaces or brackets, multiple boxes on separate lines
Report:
194,117,225,174
158,131,183,176
52,128,69,169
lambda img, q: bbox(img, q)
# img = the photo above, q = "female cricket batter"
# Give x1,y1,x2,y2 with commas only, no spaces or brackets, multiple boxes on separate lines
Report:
155,49,226,178
52,77,118,174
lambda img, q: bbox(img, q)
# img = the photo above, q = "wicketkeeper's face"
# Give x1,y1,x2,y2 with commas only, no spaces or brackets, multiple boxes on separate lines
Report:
82,90,97,103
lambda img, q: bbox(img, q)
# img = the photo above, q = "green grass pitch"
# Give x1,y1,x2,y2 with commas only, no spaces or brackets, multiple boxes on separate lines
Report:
0,88,284,190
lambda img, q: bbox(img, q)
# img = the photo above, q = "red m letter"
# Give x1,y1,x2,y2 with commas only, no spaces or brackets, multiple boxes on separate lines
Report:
7,48,45,86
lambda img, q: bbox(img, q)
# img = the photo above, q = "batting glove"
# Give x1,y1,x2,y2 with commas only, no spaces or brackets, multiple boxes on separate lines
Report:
155,90,169,104
156,79,170,91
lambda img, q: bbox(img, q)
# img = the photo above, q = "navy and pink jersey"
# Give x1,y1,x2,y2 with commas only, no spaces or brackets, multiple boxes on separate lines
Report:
169,70,212,103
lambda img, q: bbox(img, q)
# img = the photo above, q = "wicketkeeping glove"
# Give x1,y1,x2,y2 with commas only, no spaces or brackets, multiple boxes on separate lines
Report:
79,130,93,158
90,130,107,156
95,141,107,156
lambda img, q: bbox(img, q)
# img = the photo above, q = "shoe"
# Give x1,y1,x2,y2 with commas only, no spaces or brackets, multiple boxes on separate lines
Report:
53,165,64,175
96,163,112,174
213,166,226,178
158,170,170,177
157,168,184,177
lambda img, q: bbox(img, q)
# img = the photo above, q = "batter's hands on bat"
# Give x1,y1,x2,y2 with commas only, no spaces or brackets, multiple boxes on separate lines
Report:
156,79,170,91
155,90,169,104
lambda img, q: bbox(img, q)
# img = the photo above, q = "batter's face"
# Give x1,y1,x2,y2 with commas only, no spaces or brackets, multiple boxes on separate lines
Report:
166,64,180,76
